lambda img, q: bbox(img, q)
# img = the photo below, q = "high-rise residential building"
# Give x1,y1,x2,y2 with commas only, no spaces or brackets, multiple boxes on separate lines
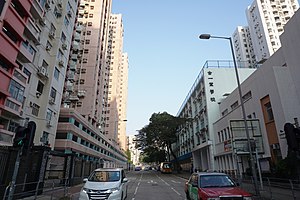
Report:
0,0,78,148
62,0,112,132
246,0,299,63
105,14,128,150
232,26,257,68
56,0,128,167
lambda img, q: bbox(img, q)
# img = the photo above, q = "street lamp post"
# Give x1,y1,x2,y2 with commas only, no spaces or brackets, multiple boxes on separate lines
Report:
199,34,260,197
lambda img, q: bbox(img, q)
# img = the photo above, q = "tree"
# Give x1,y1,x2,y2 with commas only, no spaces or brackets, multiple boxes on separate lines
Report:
135,112,190,171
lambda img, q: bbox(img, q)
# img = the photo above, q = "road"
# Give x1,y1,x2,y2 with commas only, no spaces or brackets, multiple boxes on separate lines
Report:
126,170,187,200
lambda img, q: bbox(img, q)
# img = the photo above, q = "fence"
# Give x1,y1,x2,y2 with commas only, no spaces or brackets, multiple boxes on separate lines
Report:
2,178,73,200
239,176,300,200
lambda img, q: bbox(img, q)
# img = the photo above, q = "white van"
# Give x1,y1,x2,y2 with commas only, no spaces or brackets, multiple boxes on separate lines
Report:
79,168,128,200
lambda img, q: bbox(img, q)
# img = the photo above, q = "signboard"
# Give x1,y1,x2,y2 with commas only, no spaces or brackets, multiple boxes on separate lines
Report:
230,119,264,154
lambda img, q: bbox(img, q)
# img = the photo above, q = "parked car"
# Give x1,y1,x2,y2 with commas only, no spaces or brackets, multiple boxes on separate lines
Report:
79,168,128,200
134,166,142,171
185,172,252,200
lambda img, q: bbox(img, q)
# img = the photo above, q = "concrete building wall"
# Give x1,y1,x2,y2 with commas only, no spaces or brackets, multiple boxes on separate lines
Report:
213,9,300,174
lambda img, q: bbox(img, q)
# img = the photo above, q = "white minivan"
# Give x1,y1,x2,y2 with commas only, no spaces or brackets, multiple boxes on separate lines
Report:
79,168,128,200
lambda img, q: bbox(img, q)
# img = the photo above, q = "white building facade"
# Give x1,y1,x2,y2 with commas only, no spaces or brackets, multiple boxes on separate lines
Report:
213,8,300,175
176,61,256,172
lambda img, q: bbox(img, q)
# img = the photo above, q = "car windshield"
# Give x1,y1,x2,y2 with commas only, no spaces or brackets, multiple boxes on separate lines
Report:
199,175,235,188
88,171,120,182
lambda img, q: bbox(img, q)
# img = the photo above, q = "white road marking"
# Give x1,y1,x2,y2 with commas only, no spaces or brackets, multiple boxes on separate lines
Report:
171,187,181,196
171,180,181,184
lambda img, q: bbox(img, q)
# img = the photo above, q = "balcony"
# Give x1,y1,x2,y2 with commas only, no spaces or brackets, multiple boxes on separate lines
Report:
3,97,23,118
71,54,78,61
69,60,77,71
72,41,80,50
5,7,26,38
18,41,35,63
31,0,44,20
0,34,19,63
24,18,41,44
67,72,75,82
74,32,81,42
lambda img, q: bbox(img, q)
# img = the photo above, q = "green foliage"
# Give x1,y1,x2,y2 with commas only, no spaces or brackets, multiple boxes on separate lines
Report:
135,112,190,164
125,149,131,162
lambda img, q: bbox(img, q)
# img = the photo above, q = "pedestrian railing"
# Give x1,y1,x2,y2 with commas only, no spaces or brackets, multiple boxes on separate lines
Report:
240,176,300,200
2,178,70,200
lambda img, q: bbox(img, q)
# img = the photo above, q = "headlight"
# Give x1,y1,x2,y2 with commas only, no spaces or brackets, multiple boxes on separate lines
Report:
243,197,253,200
108,187,120,193
81,188,88,193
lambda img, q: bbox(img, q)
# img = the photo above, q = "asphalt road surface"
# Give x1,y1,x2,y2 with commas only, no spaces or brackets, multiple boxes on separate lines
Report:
126,170,187,200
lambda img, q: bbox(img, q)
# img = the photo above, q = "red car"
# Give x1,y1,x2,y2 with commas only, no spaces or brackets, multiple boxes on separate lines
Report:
185,172,252,200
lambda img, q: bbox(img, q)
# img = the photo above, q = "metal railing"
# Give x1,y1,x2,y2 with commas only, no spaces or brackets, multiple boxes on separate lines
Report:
2,178,72,200
239,176,300,200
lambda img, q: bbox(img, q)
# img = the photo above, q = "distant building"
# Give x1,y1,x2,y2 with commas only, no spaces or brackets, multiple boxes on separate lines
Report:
128,135,141,166
105,14,129,151
245,0,299,63
232,26,257,68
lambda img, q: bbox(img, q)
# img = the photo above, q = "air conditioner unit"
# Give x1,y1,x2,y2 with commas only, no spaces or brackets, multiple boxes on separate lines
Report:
57,1,62,9
39,18,46,26
58,60,64,66
36,92,41,98
46,45,51,51
47,120,53,127
62,43,67,50
67,10,72,17
45,1,51,9
49,31,55,39
38,66,47,77
49,98,55,105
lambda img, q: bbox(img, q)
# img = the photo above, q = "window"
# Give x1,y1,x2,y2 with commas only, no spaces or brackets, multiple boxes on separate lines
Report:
231,101,238,110
0,56,9,71
54,6,62,18
64,16,70,27
23,68,31,83
40,131,49,144
87,22,92,26
2,23,18,43
0,0,5,15
50,87,57,100
32,103,40,116
54,67,59,80
87,31,91,35
61,32,66,43
37,81,44,94
9,79,25,103
46,108,53,121
265,102,274,121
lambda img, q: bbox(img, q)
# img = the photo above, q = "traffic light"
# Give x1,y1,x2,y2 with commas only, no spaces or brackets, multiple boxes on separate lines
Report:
13,121,36,150
284,123,300,151
13,126,29,147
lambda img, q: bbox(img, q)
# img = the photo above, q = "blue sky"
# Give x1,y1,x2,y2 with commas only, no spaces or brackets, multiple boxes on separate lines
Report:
112,0,254,135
